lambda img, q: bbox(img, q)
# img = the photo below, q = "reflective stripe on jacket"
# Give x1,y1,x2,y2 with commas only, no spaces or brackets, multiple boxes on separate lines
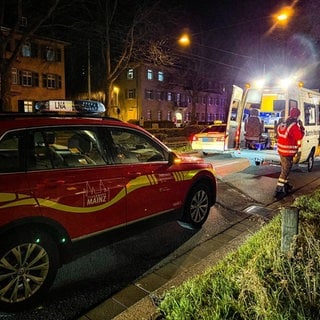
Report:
277,122,304,157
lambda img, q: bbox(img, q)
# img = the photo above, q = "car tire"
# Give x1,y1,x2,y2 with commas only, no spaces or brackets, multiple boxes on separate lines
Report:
182,183,211,228
307,149,315,172
0,228,59,311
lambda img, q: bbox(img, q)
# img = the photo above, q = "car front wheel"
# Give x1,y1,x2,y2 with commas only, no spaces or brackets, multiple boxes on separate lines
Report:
0,228,59,311
182,183,211,228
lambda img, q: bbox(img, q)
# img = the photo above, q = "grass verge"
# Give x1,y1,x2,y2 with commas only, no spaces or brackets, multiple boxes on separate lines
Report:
159,190,320,320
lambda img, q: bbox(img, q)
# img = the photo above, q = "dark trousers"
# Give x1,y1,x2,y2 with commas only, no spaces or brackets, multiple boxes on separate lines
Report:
277,155,294,188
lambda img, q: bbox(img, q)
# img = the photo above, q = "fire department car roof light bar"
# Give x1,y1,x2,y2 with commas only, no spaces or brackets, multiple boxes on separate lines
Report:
34,100,106,115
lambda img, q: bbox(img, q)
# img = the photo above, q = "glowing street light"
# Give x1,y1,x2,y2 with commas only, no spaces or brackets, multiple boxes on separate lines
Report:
274,6,294,26
178,33,191,47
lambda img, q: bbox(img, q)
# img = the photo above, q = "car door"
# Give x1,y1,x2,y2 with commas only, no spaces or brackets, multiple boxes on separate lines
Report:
25,127,126,239
106,127,180,223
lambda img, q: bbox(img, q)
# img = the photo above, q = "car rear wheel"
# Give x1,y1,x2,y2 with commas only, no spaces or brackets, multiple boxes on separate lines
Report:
182,183,211,228
307,149,315,172
0,228,59,311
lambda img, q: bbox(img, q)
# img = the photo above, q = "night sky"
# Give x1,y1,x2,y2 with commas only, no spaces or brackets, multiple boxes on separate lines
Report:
174,0,319,88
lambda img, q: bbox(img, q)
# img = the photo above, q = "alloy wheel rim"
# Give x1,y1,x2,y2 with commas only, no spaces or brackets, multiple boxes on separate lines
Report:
0,243,49,304
190,190,209,223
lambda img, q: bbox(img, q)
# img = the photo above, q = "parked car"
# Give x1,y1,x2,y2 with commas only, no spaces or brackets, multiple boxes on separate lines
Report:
0,100,217,311
191,121,228,155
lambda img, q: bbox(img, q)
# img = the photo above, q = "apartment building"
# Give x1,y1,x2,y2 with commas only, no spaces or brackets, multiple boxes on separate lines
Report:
112,64,228,126
2,27,68,112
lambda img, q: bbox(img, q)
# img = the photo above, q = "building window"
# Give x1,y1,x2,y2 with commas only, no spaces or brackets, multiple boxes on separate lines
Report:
41,46,60,62
47,74,56,88
11,68,17,84
157,110,162,121
42,74,61,89
22,42,31,57
167,111,172,121
209,97,213,105
46,47,55,61
202,96,207,104
22,71,32,86
127,69,134,79
145,89,154,100
167,92,172,101
24,101,33,112
126,89,136,99
147,110,152,120
156,91,161,100
158,71,164,82
147,69,153,80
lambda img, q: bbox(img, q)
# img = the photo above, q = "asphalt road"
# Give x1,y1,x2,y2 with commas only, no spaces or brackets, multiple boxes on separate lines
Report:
2,153,319,320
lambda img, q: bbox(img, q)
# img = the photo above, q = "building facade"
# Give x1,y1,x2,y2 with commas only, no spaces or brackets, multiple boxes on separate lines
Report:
112,64,229,125
2,28,68,112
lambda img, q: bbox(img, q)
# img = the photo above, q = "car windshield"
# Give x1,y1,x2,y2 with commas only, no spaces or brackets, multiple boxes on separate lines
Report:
202,125,226,133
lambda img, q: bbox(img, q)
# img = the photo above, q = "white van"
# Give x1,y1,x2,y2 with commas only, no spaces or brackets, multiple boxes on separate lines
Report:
226,81,320,171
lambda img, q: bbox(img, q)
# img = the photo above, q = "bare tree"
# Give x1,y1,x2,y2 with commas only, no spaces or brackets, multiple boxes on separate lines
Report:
53,0,182,114
0,0,61,111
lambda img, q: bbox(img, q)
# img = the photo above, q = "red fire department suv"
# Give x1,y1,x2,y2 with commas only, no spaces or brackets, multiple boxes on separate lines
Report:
0,100,216,311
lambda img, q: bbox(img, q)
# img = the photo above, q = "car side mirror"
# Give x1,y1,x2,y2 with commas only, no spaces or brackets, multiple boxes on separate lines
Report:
168,151,179,166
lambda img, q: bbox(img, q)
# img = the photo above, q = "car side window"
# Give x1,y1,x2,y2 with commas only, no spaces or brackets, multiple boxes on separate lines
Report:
108,128,166,164
27,128,108,170
0,131,24,173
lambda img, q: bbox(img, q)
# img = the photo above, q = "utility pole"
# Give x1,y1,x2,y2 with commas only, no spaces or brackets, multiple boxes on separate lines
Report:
88,40,91,99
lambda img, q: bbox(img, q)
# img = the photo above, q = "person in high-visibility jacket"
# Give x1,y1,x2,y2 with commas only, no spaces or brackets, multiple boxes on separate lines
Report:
274,108,305,198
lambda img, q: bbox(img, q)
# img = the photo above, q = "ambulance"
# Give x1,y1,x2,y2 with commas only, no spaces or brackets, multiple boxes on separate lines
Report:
226,79,320,171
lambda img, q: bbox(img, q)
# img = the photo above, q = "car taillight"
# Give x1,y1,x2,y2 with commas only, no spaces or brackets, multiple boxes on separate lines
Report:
191,135,198,142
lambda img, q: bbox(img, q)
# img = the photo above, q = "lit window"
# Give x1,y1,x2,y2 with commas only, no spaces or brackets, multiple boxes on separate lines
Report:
147,110,152,120
167,111,172,121
167,92,172,101
127,69,134,79
158,71,164,82
157,110,162,121
24,101,33,112
147,69,153,80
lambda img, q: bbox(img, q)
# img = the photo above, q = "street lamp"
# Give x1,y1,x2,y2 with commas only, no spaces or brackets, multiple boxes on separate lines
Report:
113,86,120,117
276,6,294,24
178,33,191,47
